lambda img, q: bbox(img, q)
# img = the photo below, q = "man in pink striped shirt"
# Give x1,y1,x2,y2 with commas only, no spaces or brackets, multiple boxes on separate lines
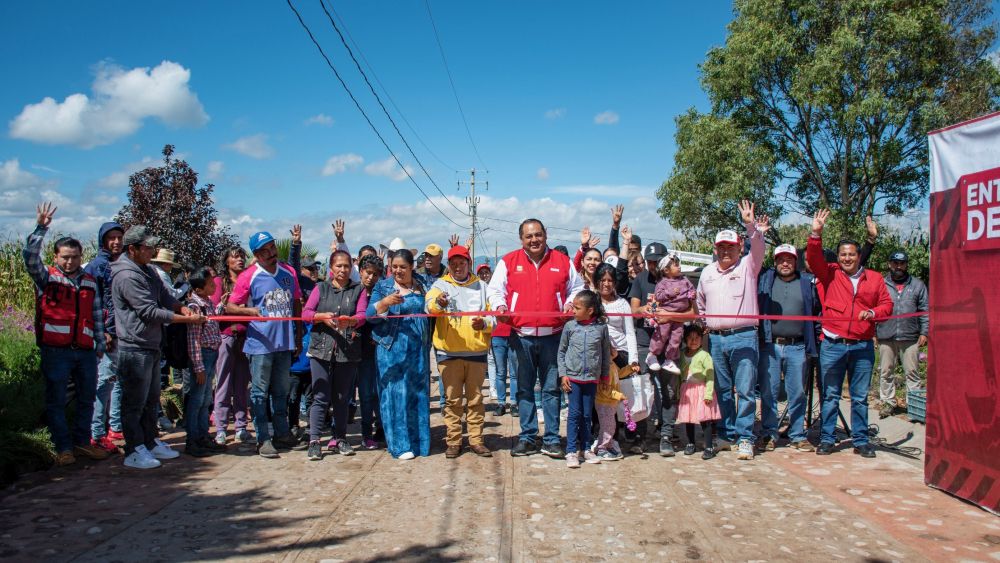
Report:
696,200,769,461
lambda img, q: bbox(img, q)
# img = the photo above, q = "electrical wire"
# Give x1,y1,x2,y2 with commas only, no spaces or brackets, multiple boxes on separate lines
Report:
325,3,459,173
316,0,469,216
423,0,489,171
285,0,467,229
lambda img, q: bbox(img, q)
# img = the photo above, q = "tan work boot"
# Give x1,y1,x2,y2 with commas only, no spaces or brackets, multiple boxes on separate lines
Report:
74,443,111,460
55,450,76,466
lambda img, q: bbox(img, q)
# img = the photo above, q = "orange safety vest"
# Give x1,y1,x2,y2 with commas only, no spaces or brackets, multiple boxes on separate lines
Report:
35,266,97,350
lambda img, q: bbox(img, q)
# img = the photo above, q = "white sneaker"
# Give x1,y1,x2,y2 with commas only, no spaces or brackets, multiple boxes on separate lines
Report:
645,352,661,371
398,451,415,460
663,360,681,375
150,439,180,460
124,445,161,469
737,439,755,461
215,430,227,446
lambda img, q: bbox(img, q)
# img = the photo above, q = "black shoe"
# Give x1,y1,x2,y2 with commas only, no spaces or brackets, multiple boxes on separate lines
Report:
683,444,696,455
307,441,322,461
702,447,716,460
373,426,385,443
258,440,279,459
272,434,297,450
659,438,676,457
185,441,211,458
816,442,835,455
337,439,356,456
197,437,226,453
509,403,519,417
494,403,506,417
853,444,876,458
541,443,565,459
511,440,539,457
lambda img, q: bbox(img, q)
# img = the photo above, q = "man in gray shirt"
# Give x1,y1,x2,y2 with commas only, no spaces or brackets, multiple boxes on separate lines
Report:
876,251,929,418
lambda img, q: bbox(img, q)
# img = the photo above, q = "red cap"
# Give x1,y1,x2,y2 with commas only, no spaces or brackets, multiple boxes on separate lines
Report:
448,245,471,262
476,263,491,272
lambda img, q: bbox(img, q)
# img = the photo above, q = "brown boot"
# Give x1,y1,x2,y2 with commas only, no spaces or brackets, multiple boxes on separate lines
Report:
469,444,492,457
74,443,111,460
445,445,461,459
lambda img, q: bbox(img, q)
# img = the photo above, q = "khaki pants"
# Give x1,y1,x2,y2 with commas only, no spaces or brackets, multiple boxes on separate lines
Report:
439,358,486,446
877,340,920,404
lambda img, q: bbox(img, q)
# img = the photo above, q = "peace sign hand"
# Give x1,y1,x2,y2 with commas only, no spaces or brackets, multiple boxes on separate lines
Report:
36,202,57,228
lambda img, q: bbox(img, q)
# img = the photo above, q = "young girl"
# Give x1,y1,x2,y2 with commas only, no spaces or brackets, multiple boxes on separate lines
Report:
594,263,636,460
675,324,721,460
646,254,695,374
558,290,612,468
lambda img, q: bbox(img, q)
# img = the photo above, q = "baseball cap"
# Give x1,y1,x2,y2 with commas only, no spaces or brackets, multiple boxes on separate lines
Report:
714,230,739,245
425,243,444,256
249,231,275,253
889,250,908,262
447,245,471,262
305,260,322,270
643,242,668,262
476,263,491,273
122,225,161,248
773,244,797,259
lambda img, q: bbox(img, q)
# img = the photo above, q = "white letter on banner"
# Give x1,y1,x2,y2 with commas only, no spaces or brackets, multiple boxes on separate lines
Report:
988,207,1000,239
968,209,985,241
968,182,979,206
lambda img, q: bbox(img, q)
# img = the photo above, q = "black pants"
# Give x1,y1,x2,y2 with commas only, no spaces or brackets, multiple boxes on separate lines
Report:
309,359,358,441
623,344,679,443
118,349,162,456
685,421,715,448
288,371,312,428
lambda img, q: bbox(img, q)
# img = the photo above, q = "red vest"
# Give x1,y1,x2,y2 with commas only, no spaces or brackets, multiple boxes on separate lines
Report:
35,266,97,350
502,249,571,331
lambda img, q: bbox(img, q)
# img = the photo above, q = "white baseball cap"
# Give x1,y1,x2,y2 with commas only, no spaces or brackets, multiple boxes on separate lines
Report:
714,230,739,245
774,244,797,259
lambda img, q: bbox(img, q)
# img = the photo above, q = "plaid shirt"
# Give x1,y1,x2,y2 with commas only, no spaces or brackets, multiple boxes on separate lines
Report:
186,293,221,371
23,225,106,355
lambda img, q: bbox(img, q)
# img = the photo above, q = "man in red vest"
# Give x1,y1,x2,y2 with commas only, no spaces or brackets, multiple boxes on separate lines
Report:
22,202,110,466
488,218,583,458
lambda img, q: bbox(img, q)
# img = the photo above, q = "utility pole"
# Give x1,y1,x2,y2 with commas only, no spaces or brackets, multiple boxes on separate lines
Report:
459,169,486,262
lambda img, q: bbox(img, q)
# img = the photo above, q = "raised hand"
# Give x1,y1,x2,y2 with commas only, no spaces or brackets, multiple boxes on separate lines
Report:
756,214,771,234
865,215,879,241
332,219,345,243
449,233,460,248
611,204,624,227
290,224,302,245
811,209,831,235
588,234,602,248
621,225,632,245
36,202,57,228
581,226,592,247
465,235,473,248
737,199,755,224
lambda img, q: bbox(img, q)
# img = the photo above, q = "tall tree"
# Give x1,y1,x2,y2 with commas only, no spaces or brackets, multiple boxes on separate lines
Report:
117,145,239,267
659,0,1000,239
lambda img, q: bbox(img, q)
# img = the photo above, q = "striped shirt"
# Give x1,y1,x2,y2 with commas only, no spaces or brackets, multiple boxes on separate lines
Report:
186,293,222,371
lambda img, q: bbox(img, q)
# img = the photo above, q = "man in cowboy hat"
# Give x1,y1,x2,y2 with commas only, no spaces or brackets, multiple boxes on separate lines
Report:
150,248,188,300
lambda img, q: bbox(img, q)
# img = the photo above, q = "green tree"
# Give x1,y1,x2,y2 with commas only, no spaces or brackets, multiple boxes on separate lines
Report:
116,145,238,267
659,0,1000,238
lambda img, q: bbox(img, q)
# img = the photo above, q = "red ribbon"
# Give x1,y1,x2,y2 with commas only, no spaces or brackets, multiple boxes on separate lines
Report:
208,311,927,323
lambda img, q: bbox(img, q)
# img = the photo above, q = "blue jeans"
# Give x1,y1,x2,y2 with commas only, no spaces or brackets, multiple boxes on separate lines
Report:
91,346,123,438
759,341,807,442
185,349,218,442
708,330,758,443
491,336,518,405
39,346,98,453
820,339,874,447
566,381,597,454
248,351,292,444
510,333,561,446
356,352,379,439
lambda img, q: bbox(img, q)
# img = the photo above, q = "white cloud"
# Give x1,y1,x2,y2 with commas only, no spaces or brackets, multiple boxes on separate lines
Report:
537,167,550,180
305,113,334,126
30,164,61,174
593,110,620,125
544,108,566,120
96,156,157,189
0,158,111,237
990,49,1000,70
322,153,364,176
9,61,208,148
549,184,652,198
206,161,225,181
224,134,274,159
364,157,414,182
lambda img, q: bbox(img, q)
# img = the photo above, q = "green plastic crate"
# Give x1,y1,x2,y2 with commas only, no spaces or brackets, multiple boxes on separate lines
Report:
907,389,926,423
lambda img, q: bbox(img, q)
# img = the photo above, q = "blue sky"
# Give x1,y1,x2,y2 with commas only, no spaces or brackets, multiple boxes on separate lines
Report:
0,1,960,257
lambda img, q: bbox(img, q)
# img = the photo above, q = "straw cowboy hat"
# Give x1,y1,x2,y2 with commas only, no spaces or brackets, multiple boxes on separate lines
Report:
151,249,180,267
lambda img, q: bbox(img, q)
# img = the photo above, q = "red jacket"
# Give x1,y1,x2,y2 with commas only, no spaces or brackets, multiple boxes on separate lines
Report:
502,248,573,332
36,266,98,349
806,236,893,341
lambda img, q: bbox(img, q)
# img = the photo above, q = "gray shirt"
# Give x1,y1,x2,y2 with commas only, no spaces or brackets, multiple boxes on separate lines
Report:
768,276,804,338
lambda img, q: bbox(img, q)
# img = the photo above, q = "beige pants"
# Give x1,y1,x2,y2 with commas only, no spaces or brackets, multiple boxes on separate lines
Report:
877,340,920,404
439,358,486,446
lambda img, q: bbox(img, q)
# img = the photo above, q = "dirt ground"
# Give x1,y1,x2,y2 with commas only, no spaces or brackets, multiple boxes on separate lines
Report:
1,395,998,562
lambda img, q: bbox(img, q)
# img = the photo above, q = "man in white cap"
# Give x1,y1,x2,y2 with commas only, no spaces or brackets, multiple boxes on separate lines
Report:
696,200,768,461
756,244,821,453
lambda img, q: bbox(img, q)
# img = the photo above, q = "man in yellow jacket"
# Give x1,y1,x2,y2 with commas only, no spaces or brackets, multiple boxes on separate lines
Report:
425,245,494,458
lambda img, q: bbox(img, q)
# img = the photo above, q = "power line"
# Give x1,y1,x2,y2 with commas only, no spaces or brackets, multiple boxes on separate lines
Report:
423,0,489,171
285,0,467,229
316,0,468,217
324,2,459,173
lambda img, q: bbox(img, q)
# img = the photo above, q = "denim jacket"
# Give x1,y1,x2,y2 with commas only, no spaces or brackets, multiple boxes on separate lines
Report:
757,269,820,357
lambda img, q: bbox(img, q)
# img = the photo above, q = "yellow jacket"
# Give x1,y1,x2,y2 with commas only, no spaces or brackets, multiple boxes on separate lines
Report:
596,364,630,406
425,273,493,356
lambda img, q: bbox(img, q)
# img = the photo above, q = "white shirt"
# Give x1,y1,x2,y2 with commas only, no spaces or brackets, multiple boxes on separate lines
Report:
486,248,584,337
603,297,638,364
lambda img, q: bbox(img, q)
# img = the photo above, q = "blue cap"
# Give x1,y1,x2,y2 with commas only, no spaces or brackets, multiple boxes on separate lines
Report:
249,231,275,253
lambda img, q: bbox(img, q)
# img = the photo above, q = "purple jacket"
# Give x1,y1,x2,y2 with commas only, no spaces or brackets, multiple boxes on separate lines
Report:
654,276,695,313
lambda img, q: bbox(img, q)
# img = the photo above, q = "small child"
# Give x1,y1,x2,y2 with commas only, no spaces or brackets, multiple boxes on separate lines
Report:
185,267,225,458
675,324,721,460
594,355,628,461
558,290,612,468
646,254,695,374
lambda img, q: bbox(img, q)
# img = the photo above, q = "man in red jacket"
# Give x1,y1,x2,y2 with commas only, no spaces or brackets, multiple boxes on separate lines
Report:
806,209,893,458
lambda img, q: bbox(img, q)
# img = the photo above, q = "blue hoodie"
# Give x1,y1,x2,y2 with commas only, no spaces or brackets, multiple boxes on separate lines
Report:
85,221,124,337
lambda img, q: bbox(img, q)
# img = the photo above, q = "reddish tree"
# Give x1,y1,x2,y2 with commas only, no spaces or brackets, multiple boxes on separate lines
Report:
116,145,239,267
